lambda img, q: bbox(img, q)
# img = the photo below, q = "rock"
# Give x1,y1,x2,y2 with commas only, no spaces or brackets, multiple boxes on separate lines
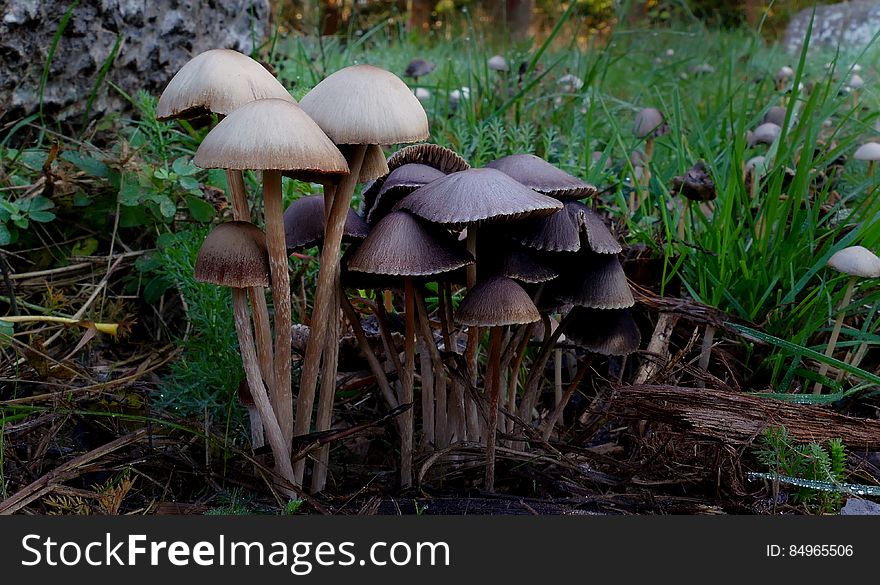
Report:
840,498,880,515
0,0,270,127
784,1,880,54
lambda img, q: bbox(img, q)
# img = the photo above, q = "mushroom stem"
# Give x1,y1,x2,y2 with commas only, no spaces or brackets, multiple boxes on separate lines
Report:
464,227,481,442
226,169,276,408
485,326,504,492
506,322,535,443
554,348,563,406
813,276,857,394
340,294,399,412
373,296,405,384
418,318,435,449
519,314,568,423
246,404,265,450
231,288,296,493
401,277,416,489
310,283,340,493
414,286,442,450
439,281,463,445
541,356,591,441
696,324,716,388
294,145,367,486
262,170,294,453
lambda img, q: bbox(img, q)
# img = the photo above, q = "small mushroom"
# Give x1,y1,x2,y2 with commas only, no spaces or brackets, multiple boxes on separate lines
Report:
404,58,436,81
283,195,370,252
813,246,880,393
747,122,781,147
366,164,446,224
486,153,597,199
854,142,880,180
488,55,510,72
763,106,788,127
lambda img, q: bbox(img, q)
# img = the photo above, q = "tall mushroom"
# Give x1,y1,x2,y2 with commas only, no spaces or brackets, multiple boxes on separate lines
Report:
456,276,540,492
194,98,350,472
157,48,295,412
347,210,473,487
813,245,880,393
295,64,429,487
194,221,296,489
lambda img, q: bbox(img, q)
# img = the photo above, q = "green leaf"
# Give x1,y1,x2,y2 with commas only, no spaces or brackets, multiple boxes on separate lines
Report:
13,216,28,229
28,210,56,223
172,156,198,177
118,205,150,228
156,232,177,249
0,224,11,246
178,176,201,192
73,191,91,207
71,237,99,256
29,196,55,212
186,195,214,222
151,193,177,218
119,177,141,206
143,275,173,303
61,151,109,178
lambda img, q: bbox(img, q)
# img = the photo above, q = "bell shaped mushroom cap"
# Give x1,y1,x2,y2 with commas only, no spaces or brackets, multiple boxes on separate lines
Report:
633,108,667,139
387,143,471,174
747,123,781,147
848,74,865,89
298,65,429,145
195,221,269,288
854,142,880,161
358,144,390,182
486,154,597,199
827,246,880,278
514,204,581,252
775,65,795,82
670,160,717,202
366,164,446,224
405,58,436,78
565,308,641,356
566,202,623,254
393,168,563,228
763,106,788,127
488,55,509,72
157,49,294,120
283,195,370,251
479,235,559,283
551,253,634,310
347,211,473,276
745,155,768,176
498,248,559,283
194,98,349,177
456,276,540,327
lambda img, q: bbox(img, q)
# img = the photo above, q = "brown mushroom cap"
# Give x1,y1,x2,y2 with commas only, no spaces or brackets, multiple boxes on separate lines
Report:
393,168,563,228
566,202,622,254
194,98,349,177
358,144,390,182
670,161,717,202
347,211,473,277
456,276,540,327
283,195,370,251
564,308,641,356
195,221,270,288
486,154,597,199
513,203,581,252
157,49,294,120
550,252,634,310
298,64,429,145
387,143,471,174
366,163,446,224
633,108,668,139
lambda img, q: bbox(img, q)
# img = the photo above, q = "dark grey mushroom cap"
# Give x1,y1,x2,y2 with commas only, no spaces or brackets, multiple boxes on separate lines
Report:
486,154,597,199
564,308,641,355
565,202,622,254
514,204,581,252
195,221,269,288
387,143,471,174
366,164,446,224
347,211,473,277
405,58,436,78
283,195,370,251
456,276,540,327
394,168,563,228
670,161,716,202
550,252,634,310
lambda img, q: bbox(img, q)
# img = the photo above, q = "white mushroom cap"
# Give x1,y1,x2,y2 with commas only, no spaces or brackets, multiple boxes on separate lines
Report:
747,122,781,147
633,108,666,138
488,55,509,72
827,246,880,278
775,65,795,82
848,74,865,89
854,142,880,161
157,49,293,120
414,87,432,102
299,65,429,145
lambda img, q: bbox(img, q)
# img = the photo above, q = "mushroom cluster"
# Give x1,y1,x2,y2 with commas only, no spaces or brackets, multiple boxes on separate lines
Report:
159,49,641,495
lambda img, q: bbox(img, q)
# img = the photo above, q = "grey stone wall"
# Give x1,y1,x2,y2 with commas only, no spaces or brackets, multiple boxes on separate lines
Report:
1,0,270,125
785,1,880,54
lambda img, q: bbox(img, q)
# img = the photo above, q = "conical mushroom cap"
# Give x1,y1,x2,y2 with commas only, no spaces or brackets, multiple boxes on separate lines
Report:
514,204,581,252
405,58,436,78
157,49,294,120
283,195,370,251
359,144,390,182
366,164,446,224
387,143,470,174
827,245,880,278
195,221,269,288
393,168,563,228
564,308,641,356
551,253,634,309
497,247,559,283
854,142,880,161
194,98,349,177
347,211,473,276
633,108,667,138
456,276,540,327
298,65,429,145
566,202,622,254
486,154,597,199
